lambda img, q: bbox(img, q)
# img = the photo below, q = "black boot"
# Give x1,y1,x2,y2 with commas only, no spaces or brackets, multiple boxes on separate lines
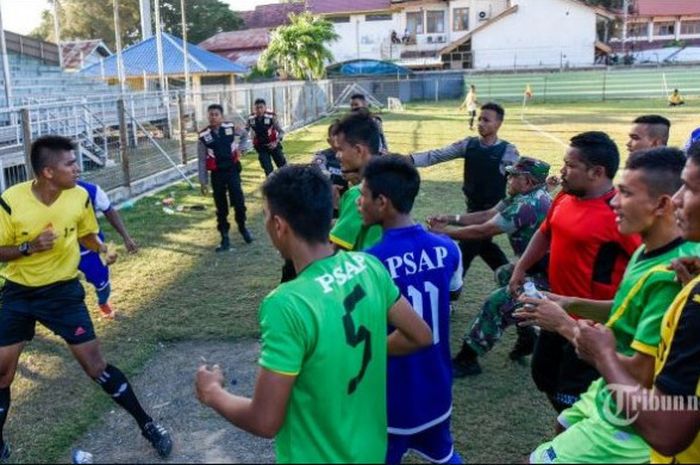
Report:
509,325,537,361
216,234,230,252
452,342,482,378
239,226,253,244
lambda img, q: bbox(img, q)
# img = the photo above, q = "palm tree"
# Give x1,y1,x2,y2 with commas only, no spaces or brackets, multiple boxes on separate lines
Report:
259,12,339,80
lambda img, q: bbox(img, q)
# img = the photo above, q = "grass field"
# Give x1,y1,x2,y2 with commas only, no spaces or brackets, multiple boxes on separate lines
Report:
4,98,698,463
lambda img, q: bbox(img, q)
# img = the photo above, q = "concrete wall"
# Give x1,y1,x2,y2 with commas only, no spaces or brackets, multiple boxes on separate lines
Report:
472,0,596,69
327,13,401,62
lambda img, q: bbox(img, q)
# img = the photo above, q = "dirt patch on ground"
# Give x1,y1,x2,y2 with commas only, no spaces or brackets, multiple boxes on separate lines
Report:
71,340,275,464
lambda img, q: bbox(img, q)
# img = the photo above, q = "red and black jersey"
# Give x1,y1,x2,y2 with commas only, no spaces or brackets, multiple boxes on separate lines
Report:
539,190,641,304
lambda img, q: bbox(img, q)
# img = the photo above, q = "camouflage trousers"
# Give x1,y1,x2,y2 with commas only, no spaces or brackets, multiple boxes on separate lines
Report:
463,264,548,355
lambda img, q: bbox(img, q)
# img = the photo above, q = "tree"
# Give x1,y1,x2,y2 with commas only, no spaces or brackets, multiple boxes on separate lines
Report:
31,0,242,49
258,12,339,81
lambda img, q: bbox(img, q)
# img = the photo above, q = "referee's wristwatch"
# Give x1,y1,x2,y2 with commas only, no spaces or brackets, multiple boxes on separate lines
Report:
18,241,32,256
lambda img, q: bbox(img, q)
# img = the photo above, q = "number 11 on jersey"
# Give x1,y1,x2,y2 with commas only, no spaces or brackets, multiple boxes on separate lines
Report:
407,282,440,345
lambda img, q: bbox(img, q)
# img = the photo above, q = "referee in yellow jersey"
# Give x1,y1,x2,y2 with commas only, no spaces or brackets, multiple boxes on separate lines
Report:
0,136,171,461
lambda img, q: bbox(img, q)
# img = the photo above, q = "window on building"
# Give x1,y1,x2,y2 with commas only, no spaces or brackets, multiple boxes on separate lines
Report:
681,20,700,35
453,8,469,31
627,22,647,37
406,11,424,35
366,13,392,21
329,16,351,23
427,11,446,34
654,21,676,36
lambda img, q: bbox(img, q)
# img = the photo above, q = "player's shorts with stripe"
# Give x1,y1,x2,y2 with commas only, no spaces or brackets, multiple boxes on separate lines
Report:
387,418,462,464
78,250,110,291
0,279,96,346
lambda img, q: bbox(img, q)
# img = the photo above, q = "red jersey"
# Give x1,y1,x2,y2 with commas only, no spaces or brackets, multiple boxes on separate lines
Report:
540,190,641,307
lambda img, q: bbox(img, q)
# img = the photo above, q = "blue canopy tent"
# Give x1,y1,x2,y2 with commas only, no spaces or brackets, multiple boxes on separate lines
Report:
326,59,412,77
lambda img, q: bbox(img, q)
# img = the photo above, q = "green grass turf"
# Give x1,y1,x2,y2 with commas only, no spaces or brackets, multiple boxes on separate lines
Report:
4,98,697,463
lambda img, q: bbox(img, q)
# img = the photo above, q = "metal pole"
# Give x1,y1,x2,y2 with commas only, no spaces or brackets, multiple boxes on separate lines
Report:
117,99,131,188
113,0,127,94
154,0,166,94
139,0,153,40
53,0,63,68
21,109,33,179
0,3,14,107
178,93,187,165
622,0,629,56
180,0,191,105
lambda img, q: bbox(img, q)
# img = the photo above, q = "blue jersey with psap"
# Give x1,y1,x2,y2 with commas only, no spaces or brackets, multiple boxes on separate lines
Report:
367,224,463,434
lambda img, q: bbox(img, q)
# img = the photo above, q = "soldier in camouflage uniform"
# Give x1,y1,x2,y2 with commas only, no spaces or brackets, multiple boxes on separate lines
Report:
428,157,552,377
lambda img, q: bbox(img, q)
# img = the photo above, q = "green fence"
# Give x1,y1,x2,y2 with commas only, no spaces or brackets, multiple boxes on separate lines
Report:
463,66,700,102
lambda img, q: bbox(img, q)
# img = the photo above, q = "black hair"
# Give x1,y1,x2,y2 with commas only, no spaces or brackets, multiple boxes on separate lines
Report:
262,164,333,244
30,135,76,176
626,147,686,197
254,98,266,106
633,115,671,144
570,131,620,179
480,102,505,121
688,141,700,165
335,108,381,155
363,155,420,214
207,104,224,114
328,119,340,137
350,94,366,101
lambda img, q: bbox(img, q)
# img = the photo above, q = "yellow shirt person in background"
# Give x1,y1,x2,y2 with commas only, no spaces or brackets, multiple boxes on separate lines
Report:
669,89,685,107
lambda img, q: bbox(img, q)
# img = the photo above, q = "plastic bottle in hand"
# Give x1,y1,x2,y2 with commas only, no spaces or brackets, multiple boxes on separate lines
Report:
523,280,546,301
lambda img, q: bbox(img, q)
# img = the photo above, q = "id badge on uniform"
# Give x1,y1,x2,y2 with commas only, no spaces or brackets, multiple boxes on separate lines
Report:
204,134,213,143
264,118,271,125
225,128,233,136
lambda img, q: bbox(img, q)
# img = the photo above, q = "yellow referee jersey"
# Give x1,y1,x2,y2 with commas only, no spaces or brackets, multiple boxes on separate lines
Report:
0,181,99,287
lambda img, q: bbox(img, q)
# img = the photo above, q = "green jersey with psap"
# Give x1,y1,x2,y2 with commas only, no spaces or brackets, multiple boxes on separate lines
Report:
258,251,401,463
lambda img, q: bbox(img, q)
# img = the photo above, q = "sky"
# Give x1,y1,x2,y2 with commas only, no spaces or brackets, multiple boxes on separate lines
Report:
0,0,279,35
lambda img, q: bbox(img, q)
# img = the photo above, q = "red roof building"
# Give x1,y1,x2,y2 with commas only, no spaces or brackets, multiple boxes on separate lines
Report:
615,0,700,51
239,2,306,29
199,28,271,69
61,40,111,71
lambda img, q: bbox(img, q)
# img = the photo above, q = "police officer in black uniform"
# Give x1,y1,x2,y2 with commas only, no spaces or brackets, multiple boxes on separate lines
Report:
410,102,520,275
198,104,253,252
246,98,287,176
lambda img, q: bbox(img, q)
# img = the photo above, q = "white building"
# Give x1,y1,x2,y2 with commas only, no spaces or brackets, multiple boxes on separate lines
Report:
310,0,612,70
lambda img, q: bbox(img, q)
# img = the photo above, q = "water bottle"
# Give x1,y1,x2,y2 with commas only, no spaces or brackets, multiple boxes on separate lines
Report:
523,280,546,300
71,449,94,464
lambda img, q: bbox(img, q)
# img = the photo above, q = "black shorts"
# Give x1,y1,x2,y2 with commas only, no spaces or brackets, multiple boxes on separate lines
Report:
0,279,96,347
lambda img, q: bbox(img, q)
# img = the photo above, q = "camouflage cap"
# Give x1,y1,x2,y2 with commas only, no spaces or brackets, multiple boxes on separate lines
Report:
505,157,551,184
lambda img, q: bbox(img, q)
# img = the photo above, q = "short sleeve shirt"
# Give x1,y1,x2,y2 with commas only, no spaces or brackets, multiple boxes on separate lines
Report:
0,181,99,287
539,190,641,301
259,251,400,463
650,274,700,463
330,185,382,251
493,186,552,256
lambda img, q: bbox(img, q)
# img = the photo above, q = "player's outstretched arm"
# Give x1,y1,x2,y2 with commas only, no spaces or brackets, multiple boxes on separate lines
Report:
196,365,295,439
104,209,138,253
387,296,433,356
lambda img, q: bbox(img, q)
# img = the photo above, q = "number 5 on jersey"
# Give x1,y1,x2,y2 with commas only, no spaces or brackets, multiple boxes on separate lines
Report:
342,285,372,395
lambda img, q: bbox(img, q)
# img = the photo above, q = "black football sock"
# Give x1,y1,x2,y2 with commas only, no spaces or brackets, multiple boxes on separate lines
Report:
0,387,9,447
94,365,152,429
